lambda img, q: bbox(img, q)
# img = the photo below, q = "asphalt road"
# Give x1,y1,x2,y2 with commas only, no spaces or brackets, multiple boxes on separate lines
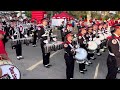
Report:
4,29,120,79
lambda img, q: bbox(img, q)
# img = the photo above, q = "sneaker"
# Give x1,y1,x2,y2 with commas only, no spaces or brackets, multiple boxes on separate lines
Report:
17,56,20,60
70,78,74,79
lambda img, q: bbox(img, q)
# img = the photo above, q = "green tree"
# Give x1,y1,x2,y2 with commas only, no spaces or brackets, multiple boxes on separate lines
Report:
25,11,31,18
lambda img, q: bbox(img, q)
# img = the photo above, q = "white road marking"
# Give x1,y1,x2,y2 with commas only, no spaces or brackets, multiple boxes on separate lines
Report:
26,50,61,71
94,63,100,79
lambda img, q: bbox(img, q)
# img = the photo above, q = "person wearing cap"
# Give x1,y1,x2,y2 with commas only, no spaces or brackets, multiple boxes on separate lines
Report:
77,26,88,73
98,24,105,53
64,24,72,38
106,24,120,79
85,25,96,64
0,30,9,60
38,18,52,68
103,23,109,49
14,26,24,60
64,33,76,79
92,24,103,56
59,21,65,42
32,24,37,47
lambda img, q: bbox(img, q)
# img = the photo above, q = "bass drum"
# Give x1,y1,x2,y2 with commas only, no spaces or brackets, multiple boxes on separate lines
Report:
88,41,98,50
0,60,21,79
75,48,88,62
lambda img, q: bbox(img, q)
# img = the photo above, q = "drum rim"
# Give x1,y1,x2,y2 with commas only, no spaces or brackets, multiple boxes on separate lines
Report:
0,64,21,79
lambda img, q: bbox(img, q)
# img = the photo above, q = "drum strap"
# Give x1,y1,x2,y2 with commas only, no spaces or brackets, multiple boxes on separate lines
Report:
68,44,74,49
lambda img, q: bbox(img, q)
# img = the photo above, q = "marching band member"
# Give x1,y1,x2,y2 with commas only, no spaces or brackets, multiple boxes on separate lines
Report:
93,24,101,56
9,25,15,49
78,26,87,73
38,18,52,68
13,26,24,60
59,21,65,42
103,22,109,49
32,24,37,47
98,24,105,53
64,33,76,79
106,24,120,79
86,25,96,61
0,30,10,60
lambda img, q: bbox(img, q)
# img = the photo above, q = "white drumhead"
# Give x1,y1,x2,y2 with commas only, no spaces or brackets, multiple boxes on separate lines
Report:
75,48,87,61
99,34,105,40
93,38,101,45
88,41,98,50
0,65,21,79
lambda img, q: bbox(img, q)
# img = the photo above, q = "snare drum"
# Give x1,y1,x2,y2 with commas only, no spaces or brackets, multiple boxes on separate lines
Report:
0,60,21,79
75,48,87,62
93,38,101,45
98,34,105,41
88,41,98,51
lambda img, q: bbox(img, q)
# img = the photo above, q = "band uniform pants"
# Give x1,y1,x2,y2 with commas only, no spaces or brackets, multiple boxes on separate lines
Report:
15,43,22,56
64,54,75,79
87,53,94,60
40,43,50,65
79,63,85,71
106,55,118,79
33,34,37,45
60,30,64,42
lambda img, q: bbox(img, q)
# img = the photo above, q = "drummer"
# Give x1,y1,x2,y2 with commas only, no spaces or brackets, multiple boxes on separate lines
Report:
86,24,96,61
77,26,87,73
0,30,9,60
98,23,105,53
64,33,76,79
93,24,102,56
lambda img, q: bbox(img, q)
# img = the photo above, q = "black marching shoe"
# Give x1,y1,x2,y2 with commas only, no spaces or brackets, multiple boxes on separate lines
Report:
117,68,120,73
79,70,84,74
91,56,96,60
97,53,101,56
44,64,52,68
83,69,87,71
17,56,21,60
19,56,24,59
32,45,37,47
